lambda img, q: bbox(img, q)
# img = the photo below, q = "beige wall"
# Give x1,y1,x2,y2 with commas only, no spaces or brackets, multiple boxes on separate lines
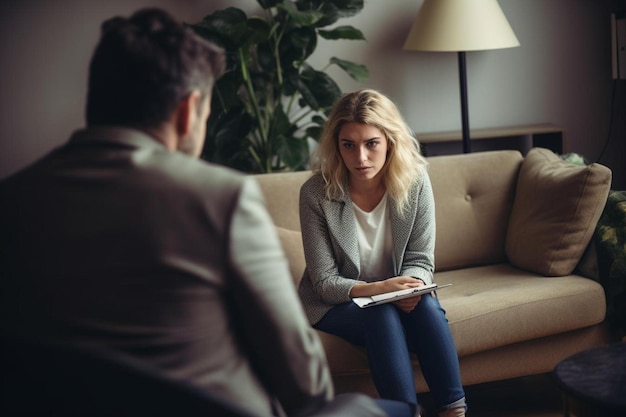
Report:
1,0,622,187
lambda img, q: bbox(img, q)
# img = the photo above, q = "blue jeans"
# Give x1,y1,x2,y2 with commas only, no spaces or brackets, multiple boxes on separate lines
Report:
315,294,466,413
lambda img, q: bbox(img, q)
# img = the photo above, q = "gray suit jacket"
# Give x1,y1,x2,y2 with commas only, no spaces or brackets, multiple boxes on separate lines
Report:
0,127,333,416
298,173,436,325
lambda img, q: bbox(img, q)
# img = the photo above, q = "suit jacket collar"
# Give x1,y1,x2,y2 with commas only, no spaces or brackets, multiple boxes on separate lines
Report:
69,126,167,152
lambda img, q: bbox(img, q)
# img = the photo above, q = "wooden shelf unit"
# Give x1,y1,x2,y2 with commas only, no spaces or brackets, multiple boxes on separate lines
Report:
416,123,566,156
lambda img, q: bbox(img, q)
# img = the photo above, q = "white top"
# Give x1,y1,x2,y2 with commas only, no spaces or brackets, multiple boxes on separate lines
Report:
352,192,394,282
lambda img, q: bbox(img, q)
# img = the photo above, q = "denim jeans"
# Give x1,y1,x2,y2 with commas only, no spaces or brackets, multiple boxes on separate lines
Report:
315,293,466,412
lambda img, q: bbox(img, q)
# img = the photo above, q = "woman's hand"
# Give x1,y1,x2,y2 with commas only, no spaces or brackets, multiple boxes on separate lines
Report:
379,276,424,293
393,294,422,313
386,276,425,313
349,276,425,312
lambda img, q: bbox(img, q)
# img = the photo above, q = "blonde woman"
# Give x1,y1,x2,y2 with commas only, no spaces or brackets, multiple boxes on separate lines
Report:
298,89,467,417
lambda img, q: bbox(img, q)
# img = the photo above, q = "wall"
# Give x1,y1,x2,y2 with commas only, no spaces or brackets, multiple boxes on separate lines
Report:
1,0,622,187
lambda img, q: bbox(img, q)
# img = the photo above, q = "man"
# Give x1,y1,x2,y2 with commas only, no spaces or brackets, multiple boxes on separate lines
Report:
0,8,413,417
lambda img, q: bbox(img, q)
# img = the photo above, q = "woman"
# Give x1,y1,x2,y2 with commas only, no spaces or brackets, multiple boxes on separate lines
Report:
298,89,467,417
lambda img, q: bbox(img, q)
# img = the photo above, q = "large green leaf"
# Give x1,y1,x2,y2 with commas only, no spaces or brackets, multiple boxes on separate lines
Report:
305,125,323,141
329,57,369,82
245,17,271,47
281,66,300,97
189,23,242,71
278,1,324,27
300,66,342,108
298,65,341,110
276,135,310,170
256,40,276,74
290,68,319,110
245,70,274,113
281,27,317,65
194,8,249,50
295,0,364,27
204,106,255,168
318,25,365,40
311,115,325,125
257,0,281,8
327,0,364,18
212,71,244,113
310,3,340,27
269,103,291,139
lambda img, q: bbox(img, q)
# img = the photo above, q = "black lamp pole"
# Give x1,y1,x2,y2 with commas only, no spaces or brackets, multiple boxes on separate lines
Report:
458,51,471,153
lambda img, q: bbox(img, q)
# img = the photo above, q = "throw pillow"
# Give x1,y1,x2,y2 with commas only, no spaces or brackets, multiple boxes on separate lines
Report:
275,227,306,286
505,147,612,276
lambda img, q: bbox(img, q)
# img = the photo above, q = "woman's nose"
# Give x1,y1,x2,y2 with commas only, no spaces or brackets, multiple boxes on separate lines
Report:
357,147,368,161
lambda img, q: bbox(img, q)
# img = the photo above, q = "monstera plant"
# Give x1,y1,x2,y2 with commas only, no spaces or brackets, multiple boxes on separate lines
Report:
189,0,369,173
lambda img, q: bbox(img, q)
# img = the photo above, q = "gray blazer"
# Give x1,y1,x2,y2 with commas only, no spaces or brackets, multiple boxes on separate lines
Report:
298,173,436,325
0,127,333,417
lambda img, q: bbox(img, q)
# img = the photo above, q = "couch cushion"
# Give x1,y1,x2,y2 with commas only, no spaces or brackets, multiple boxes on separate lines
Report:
435,264,607,357
505,148,612,276
320,264,607,378
275,227,306,286
428,151,523,271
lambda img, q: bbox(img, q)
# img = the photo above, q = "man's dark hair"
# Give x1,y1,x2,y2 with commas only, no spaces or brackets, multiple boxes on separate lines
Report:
86,8,225,128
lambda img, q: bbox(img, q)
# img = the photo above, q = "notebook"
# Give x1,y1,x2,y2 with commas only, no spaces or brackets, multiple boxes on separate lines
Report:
352,283,452,308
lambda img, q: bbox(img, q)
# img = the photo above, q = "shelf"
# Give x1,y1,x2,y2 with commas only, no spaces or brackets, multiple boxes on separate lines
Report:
416,123,565,156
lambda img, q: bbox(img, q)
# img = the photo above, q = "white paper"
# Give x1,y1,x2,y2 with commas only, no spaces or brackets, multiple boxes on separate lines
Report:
352,283,451,308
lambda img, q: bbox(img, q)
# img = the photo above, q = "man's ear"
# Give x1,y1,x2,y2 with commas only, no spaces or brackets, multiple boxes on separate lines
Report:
175,91,202,136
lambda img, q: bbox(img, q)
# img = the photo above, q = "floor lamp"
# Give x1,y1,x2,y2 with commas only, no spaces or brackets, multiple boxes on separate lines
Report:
403,0,520,153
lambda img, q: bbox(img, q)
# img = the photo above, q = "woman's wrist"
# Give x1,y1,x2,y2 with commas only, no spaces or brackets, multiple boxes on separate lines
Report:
349,281,383,298
349,277,426,298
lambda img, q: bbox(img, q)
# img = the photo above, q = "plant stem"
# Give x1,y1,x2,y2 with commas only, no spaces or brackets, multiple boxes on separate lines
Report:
286,92,298,118
248,145,263,172
239,48,268,146
292,108,314,125
270,7,285,88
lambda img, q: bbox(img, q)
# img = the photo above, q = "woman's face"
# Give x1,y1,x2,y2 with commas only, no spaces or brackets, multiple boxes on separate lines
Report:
337,122,388,184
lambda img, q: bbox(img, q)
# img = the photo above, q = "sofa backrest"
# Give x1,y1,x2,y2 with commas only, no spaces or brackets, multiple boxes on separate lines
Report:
428,150,522,271
252,150,523,272
253,170,312,231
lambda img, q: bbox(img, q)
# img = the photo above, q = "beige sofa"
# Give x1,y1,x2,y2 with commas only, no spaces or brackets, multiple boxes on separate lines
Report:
253,148,616,396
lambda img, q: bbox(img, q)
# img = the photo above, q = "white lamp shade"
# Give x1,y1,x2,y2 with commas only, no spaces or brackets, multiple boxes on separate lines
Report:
403,0,520,52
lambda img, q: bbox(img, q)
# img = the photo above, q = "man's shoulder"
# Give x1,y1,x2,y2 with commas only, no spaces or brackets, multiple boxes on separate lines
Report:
148,151,247,193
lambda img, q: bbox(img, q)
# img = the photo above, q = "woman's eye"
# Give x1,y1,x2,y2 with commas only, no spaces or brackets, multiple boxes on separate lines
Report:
343,143,354,149
367,141,378,147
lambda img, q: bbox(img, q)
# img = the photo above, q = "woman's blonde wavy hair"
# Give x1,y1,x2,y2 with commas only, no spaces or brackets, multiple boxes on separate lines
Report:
312,89,427,216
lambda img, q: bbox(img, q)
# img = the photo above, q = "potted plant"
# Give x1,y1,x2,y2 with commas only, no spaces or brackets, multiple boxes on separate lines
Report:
189,0,369,173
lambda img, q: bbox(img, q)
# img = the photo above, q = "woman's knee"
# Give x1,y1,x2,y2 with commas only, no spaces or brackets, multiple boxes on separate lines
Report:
363,303,405,332
367,303,400,320
406,294,449,328
417,293,446,313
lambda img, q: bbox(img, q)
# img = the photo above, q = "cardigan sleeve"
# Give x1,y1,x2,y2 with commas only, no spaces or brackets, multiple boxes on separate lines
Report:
299,176,359,305
398,172,436,285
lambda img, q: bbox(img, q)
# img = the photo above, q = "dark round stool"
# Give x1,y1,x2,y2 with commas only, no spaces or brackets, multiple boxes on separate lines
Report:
553,342,626,417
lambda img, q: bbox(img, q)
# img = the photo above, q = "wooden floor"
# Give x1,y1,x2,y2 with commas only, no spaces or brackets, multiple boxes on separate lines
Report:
418,373,564,417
